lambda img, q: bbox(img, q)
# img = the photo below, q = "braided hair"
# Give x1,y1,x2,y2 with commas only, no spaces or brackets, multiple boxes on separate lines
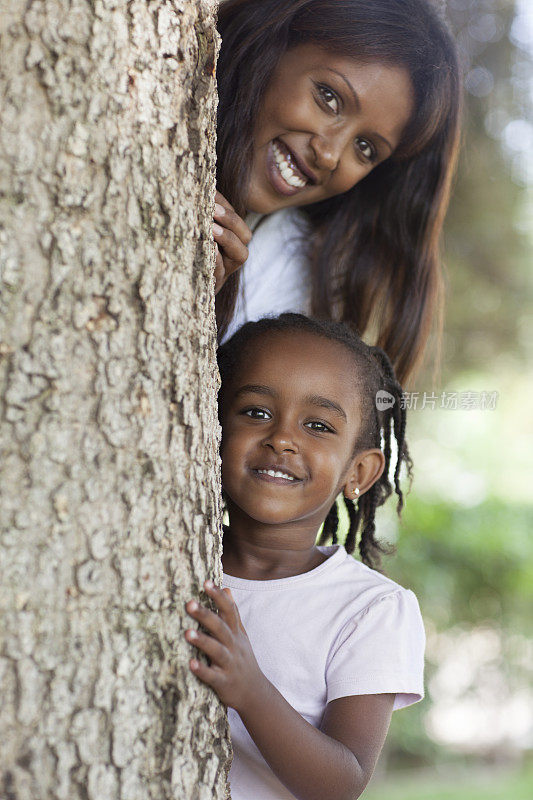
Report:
217,314,413,570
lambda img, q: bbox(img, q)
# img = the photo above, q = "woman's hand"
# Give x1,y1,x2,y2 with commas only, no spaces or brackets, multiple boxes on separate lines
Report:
213,191,252,294
185,580,265,711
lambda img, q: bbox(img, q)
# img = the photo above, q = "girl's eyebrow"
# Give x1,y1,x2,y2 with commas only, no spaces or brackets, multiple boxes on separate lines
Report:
306,394,347,421
234,385,347,421
234,384,274,398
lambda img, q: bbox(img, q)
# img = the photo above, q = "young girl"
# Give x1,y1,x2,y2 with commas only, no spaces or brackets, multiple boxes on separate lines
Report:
185,314,425,800
213,0,462,383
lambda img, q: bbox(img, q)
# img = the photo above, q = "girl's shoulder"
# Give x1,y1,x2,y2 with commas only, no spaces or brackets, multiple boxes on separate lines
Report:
319,544,411,593
317,545,422,622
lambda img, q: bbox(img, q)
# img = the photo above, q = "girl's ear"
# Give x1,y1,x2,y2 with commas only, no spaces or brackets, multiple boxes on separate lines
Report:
343,449,385,500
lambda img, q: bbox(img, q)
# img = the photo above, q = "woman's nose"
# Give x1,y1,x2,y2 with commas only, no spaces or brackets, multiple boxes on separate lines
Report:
309,132,342,172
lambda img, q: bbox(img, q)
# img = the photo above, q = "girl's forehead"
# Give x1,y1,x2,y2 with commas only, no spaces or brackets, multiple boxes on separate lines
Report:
236,331,362,395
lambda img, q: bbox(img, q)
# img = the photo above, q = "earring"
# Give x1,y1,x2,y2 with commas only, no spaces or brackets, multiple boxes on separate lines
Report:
352,487,360,498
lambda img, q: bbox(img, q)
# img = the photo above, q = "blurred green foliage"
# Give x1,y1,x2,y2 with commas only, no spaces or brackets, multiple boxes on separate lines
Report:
378,496,533,767
387,497,533,633
363,761,533,800
417,0,532,387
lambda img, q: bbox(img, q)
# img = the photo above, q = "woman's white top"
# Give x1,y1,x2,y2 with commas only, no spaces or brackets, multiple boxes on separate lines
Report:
221,208,311,342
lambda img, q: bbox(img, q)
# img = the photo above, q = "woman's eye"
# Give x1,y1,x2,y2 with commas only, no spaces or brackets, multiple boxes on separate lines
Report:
355,137,376,163
317,84,340,114
243,407,270,420
306,421,333,433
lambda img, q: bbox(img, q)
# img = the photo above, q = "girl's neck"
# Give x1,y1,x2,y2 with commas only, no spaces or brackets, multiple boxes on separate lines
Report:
222,527,328,581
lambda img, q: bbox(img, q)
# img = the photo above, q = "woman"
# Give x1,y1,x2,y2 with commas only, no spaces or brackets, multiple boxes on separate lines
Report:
213,0,461,383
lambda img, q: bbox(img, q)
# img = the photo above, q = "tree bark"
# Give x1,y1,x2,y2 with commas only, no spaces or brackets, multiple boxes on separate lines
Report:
0,2,230,798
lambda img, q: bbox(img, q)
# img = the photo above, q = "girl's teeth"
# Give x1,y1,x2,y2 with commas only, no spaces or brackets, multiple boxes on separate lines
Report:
272,142,307,188
257,469,296,481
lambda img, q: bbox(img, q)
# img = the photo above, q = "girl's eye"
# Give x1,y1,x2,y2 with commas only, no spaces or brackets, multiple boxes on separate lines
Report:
316,83,340,114
305,421,334,433
242,407,271,420
355,137,377,163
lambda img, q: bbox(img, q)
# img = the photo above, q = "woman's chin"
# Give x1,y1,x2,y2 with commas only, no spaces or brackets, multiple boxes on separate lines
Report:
244,187,297,215
244,164,307,214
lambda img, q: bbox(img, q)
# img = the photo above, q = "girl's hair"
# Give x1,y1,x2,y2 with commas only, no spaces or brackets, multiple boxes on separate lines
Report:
217,313,413,570
215,0,462,384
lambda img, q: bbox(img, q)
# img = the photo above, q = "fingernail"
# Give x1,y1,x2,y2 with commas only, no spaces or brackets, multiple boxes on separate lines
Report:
212,223,223,236
188,601,198,611
191,659,199,669
214,203,225,217
187,629,198,639
205,579,214,589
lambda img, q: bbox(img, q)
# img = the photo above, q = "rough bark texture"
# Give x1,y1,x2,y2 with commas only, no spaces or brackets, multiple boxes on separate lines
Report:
0,1,230,798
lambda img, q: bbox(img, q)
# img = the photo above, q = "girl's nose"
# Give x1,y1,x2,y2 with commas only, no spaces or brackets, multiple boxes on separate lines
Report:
309,132,342,172
262,426,299,454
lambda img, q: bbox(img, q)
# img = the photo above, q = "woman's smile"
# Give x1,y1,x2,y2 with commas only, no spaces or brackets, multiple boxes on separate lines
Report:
266,139,317,196
245,43,414,214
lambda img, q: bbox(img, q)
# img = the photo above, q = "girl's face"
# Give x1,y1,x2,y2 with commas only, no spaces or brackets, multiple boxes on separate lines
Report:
221,332,375,531
245,43,414,214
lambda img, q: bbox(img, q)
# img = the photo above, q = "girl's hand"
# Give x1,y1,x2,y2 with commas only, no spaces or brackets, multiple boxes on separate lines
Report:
213,191,252,294
185,580,265,711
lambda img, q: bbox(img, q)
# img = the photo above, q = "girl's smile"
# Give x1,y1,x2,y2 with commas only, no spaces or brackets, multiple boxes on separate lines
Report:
252,465,304,484
220,331,382,539
245,43,414,213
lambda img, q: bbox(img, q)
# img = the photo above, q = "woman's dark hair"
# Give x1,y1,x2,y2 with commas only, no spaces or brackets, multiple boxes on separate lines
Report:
215,0,462,384
217,313,413,570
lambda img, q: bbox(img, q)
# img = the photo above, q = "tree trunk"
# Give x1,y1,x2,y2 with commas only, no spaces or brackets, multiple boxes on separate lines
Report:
0,2,230,798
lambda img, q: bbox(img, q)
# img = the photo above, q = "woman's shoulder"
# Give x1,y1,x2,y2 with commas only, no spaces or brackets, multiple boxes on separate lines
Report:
246,207,309,240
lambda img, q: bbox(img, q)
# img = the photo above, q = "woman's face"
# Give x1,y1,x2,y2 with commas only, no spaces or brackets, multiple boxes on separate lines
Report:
245,43,414,214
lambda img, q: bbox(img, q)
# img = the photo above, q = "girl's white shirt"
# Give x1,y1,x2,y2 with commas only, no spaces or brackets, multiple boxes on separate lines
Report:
221,208,311,342
222,544,425,800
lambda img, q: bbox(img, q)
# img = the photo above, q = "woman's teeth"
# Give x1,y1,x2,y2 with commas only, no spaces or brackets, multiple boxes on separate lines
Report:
272,141,307,188
257,469,296,481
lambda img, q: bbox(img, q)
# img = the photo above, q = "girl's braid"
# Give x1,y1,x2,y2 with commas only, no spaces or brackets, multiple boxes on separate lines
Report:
319,501,339,546
370,346,413,513
343,495,361,556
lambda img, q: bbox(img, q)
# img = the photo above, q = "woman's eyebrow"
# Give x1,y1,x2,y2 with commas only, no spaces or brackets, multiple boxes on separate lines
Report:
323,67,394,154
323,67,361,111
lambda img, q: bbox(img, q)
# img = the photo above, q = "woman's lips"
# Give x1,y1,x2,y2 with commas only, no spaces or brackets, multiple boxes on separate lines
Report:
265,139,312,197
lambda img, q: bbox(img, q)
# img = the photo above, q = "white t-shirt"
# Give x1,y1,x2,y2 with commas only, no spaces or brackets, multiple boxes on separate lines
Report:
222,545,425,800
222,208,311,342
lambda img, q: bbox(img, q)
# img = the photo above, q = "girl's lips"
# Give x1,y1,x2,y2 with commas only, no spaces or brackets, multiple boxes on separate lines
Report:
251,468,303,486
265,140,311,197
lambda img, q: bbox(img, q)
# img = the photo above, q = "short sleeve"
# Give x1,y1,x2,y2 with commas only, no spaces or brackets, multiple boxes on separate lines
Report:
325,589,425,710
